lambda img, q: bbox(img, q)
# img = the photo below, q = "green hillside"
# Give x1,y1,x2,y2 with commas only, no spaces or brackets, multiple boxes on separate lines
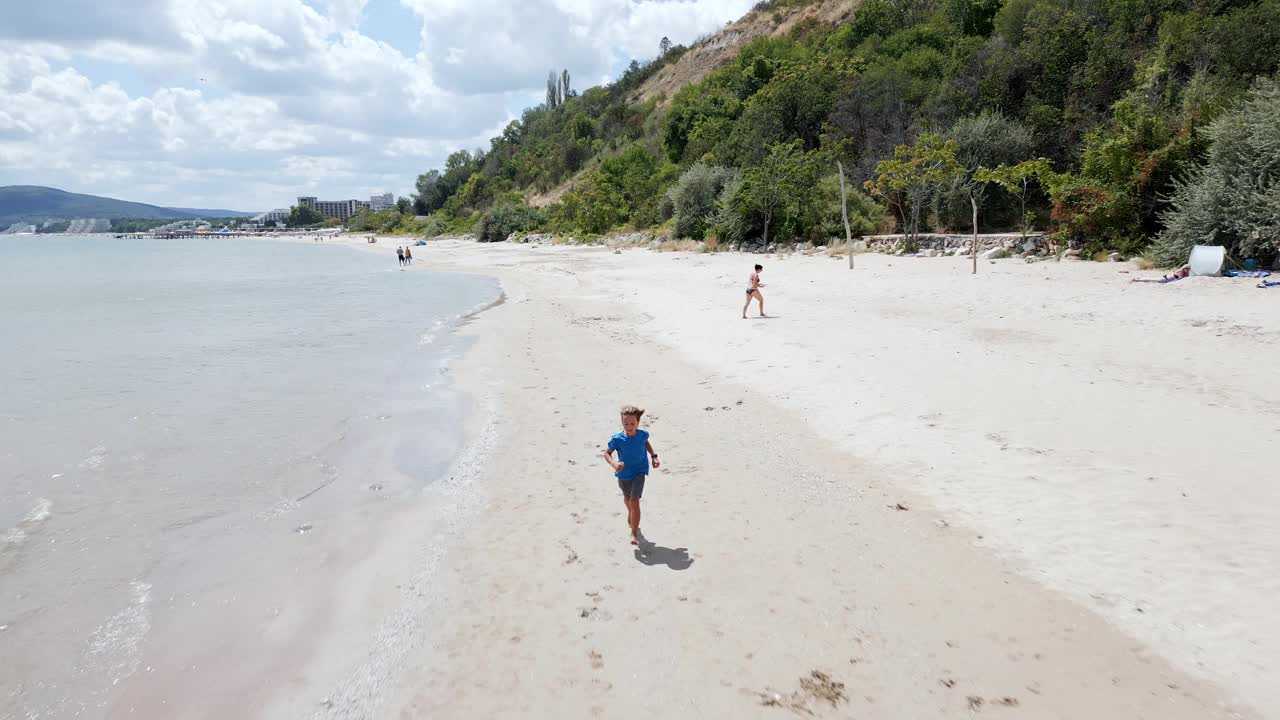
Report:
165,206,256,218
388,0,1280,264
0,186,203,225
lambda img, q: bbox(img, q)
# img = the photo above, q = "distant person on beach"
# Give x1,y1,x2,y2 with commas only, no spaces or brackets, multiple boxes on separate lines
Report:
603,405,660,546
742,263,765,319
404,246,413,265
396,247,404,266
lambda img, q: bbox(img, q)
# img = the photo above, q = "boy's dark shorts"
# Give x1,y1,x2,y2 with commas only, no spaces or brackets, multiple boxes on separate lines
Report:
618,474,646,498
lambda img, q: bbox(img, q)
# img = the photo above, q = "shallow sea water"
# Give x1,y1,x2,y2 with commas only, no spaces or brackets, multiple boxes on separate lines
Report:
0,235,499,717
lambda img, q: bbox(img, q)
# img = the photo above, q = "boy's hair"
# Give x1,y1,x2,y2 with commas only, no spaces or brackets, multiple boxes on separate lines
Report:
620,405,645,421
754,264,763,271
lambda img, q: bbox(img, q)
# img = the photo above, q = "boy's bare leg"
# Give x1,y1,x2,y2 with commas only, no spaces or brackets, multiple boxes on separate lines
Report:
628,498,640,544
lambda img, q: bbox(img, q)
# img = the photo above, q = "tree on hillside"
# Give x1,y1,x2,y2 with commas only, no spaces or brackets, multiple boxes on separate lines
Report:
547,69,573,108
943,111,1035,231
558,168,627,233
737,140,817,247
943,111,1036,270
660,36,673,56
547,71,562,108
414,169,446,214
976,158,1053,240
866,135,964,248
667,163,740,240
396,197,411,214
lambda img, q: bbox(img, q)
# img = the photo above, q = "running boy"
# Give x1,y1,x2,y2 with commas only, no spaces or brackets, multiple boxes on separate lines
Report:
603,405,660,545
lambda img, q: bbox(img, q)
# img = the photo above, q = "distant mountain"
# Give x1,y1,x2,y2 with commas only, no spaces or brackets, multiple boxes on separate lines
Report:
0,186,254,225
164,206,257,218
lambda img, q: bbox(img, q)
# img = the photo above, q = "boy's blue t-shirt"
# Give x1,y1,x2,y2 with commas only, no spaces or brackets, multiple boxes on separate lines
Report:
608,429,649,480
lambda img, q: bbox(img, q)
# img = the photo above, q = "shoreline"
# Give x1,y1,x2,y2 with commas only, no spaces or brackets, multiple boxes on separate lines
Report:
251,233,1274,717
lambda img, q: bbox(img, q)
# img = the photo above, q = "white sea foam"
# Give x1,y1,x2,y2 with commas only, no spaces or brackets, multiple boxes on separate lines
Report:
25,580,154,718
77,446,107,471
84,580,152,686
25,497,52,524
415,292,505,350
2,498,52,548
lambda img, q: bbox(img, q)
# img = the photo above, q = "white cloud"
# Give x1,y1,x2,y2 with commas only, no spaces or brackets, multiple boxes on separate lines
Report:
0,0,755,210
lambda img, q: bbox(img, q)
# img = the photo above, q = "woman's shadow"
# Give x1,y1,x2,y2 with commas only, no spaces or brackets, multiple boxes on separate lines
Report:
634,534,693,570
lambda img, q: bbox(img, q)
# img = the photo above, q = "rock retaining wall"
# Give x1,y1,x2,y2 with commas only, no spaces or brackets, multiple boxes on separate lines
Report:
858,232,1051,256
498,230,1064,259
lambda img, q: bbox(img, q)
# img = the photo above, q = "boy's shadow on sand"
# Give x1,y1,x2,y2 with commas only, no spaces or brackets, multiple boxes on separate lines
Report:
634,538,694,570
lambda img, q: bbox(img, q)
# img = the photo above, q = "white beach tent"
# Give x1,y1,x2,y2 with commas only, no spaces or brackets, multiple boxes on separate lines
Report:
1189,245,1226,276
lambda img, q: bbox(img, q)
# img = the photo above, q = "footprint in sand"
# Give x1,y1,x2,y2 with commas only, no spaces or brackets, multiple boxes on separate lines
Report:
561,542,579,565
589,650,604,669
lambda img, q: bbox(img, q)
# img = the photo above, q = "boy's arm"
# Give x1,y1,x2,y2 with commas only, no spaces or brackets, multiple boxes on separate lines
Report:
645,440,660,469
602,447,622,472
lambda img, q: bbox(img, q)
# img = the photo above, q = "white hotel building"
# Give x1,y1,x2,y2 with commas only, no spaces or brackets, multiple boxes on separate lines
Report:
297,193,397,222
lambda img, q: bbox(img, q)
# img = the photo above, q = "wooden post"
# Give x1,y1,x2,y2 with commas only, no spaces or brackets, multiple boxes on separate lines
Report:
837,160,854,270
971,193,979,275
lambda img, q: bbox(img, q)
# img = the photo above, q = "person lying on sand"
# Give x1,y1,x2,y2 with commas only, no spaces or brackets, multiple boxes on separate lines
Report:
742,263,766,318
1132,265,1190,283
603,405,660,545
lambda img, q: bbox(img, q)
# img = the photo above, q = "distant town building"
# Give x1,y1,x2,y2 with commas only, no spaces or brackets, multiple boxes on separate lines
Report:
370,193,395,212
253,208,290,225
298,196,370,222
153,219,212,233
2,222,37,234
66,219,110,233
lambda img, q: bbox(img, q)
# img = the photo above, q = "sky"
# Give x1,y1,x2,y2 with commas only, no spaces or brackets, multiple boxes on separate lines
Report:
0,0,756,212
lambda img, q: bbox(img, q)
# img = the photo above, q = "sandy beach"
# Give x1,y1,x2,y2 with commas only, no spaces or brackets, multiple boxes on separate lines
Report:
304,235,1276,718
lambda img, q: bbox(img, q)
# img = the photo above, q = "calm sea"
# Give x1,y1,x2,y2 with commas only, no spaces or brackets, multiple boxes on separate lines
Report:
0,235,499,717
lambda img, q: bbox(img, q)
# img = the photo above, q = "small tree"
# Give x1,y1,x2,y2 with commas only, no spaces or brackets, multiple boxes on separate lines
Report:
865,135,963,248
660,36,673,56
739,140,816,247
395,197,411,214
975,158,1052,240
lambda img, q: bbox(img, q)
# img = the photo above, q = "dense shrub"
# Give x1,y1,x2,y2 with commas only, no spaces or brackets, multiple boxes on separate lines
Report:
1153,76,1280,264
667,164,740,239
477,203,545,243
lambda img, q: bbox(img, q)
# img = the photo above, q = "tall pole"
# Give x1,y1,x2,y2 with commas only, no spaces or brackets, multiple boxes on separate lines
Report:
837,160,854,270
971,193,979,275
